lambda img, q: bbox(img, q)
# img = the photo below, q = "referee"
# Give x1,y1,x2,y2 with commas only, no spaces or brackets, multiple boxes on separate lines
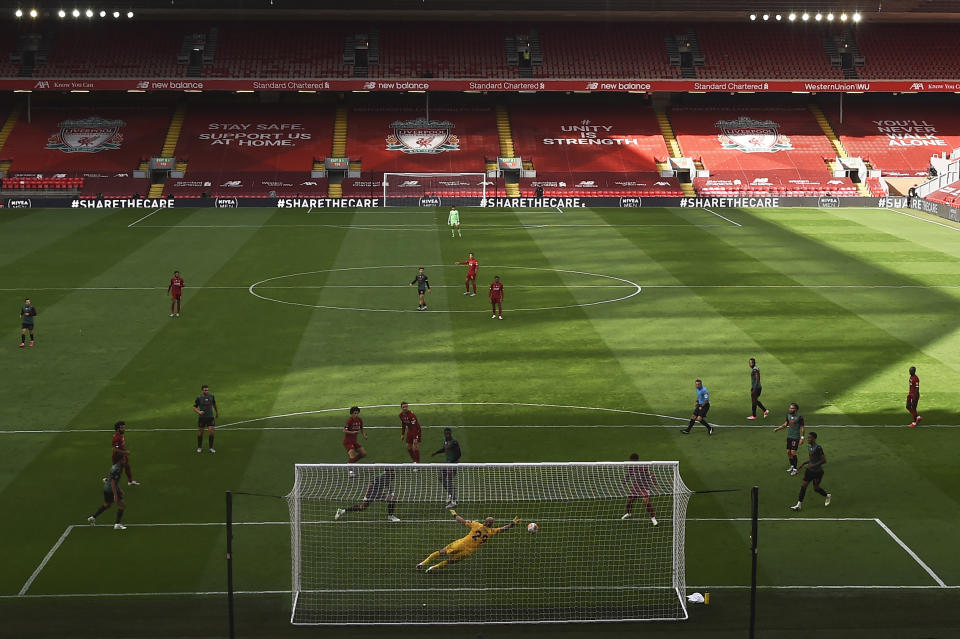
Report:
682,379,714,435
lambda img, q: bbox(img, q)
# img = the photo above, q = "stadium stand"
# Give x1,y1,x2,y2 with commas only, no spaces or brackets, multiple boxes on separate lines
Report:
519,171,682,197
509,102,668,173
172,103,333,192
31,23,184,78
1,106,170,174
855,24,960,79
825,103,960,177
346,105,499,173
165,172,327,197
373,24,509,79
695,24,843,79
202,23,346,78
925,183,960,206
534,24,681,79
670,106,856,195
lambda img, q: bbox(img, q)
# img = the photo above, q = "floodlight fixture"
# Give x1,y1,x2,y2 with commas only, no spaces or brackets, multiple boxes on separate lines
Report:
14,8,22,17
58,8,66,17
840,12,848,21
112,10,119,17
762,13,769,20
71,8,79,17
788,12,797,21
99,9,105,16
852,12,861,22
815,12,823,21
826,12,834,21
801,12,810,21
749,13,756,20
29,8,38,17
775,14,782,21
85,8,93,17
127,10,133,18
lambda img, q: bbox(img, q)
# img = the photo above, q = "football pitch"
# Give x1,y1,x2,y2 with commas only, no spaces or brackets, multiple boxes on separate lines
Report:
1,204,959,638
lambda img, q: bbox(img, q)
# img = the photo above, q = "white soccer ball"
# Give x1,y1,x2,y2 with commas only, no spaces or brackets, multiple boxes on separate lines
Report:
527,522,539,534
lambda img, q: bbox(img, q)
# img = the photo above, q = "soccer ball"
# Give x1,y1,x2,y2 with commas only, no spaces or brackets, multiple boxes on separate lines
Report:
527,522,539,534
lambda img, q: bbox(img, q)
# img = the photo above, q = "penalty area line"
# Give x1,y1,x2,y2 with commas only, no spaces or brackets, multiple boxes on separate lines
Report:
702,208,742,227
885,207,960,233
874,518,947,587
19,525,74,596
127,208,163,228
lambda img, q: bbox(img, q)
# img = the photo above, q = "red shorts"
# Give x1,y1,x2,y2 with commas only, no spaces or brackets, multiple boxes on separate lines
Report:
628,483,652,498
906,395,919,409
405,430,422,444
490,296,502,303
343,439,360,451
171,292,182,299
466,273,477,281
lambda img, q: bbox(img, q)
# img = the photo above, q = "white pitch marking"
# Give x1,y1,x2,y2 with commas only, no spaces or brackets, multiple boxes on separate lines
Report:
19,525,74,596
874,518,947,587
702,208,742,227
126,208,162,228
885,207,960,233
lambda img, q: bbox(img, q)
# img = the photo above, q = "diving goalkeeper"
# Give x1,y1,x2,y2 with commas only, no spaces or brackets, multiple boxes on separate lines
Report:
417,510,520,573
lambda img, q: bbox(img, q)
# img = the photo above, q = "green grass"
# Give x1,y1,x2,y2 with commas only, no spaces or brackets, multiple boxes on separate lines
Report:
2,205,960,637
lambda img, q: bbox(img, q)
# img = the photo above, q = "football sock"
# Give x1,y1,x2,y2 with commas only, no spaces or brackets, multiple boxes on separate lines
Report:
197,435,203,449
432,560,449,571
645,501,656,518
29,333,34,340
387,502,396,515
790,457,798,469
21,334,25,344
757,400,767,412
814,486,828,496
413,450,421,463
115,509,124,524
125,465,133,481
92,505,108,518
457,231,461,237
798,485,808,502
688,418,695,427
700,419,710,428
208,434,214,449
422,551,441,565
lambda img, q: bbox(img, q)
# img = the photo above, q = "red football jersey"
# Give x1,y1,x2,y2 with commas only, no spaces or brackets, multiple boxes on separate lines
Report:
169,277,185,294
489,281,504,298
112,432,126,451
908,374,919,397
458,258,479,276
400,410,421,436
344,416,363,442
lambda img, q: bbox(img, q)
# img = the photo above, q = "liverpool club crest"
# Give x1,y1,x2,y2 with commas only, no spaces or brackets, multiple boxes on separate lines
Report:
46,116,125,153
386,117,459,154
715,116,792,153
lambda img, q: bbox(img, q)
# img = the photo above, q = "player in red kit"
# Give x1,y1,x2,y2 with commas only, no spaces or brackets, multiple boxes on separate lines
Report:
455,252,479,296
489,275,504,320
621,453,658,526
111,420,140,486
344,406,367,476
907,366,922,427
167,270,184,317
399,401,422,463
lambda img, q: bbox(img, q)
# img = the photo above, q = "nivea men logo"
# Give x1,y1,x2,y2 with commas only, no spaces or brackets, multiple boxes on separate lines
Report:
419,195,442,207
215,198,239,208
619,197,642,208
6,198,31,208
818,196,841,208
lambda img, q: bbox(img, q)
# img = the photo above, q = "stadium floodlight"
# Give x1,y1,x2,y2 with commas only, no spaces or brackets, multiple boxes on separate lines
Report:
126,10,133,18
29,8,37,17
762,13,769,20
71,8,79,16
826,12,834,21
58,8,65,17
99,9,105,16
801,12,810,21
288,462,694,625
84,8,92,17
775,14,782,21
749,13,756,20
112,10,119,17
788,12,797,21
14,8,22,17
815,12,822,21
852,12,861,22
840,12,848,21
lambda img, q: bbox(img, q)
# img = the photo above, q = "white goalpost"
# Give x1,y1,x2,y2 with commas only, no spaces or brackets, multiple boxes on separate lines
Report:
287,461,693,625
382,172,489,205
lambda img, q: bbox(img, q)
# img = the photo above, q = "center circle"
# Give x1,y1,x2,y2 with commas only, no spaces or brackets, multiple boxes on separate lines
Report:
248,265,642,313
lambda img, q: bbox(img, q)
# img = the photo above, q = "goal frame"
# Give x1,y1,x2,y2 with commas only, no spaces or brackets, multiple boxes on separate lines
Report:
287,461,691,626
382,172,488,206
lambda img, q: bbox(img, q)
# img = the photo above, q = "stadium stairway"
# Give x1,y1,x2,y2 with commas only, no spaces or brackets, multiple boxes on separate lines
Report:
655,109,695,196
150,103,187,198
328,105,348,198
0,104,23,170
809,103,870,196
495,105,520,197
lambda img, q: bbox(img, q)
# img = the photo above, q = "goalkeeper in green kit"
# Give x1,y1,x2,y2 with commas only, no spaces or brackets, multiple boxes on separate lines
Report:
447,206,461,238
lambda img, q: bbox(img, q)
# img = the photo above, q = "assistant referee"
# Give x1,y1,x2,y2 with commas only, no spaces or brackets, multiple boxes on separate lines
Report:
682,379,713,435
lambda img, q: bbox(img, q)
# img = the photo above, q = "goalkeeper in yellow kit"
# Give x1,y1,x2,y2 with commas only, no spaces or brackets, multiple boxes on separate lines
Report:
417,510,520,572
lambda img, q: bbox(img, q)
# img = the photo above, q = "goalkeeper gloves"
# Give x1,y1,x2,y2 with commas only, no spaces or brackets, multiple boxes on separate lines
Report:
449,509,457,517
512,516,522,525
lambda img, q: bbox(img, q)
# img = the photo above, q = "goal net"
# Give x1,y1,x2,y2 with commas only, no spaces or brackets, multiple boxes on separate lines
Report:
382,172,488,205
287,462,693,625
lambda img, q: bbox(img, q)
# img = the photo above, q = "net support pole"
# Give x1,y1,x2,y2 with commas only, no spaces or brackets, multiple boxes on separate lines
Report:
226,490,235,639
749,485,759,639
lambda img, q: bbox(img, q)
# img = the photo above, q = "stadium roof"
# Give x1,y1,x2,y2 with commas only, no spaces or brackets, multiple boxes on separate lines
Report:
4,0,959,21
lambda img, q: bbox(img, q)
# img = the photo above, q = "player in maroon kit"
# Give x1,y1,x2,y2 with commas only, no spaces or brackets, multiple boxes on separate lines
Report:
167,270,184,317
455,252,479,296
399,401,422,464
111,421,140,486
489,275,504,320
621,453,658,526
344,406,367,476
907,366,922,427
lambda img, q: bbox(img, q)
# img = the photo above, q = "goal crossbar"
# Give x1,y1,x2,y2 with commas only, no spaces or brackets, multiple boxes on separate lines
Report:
382,172,488,205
